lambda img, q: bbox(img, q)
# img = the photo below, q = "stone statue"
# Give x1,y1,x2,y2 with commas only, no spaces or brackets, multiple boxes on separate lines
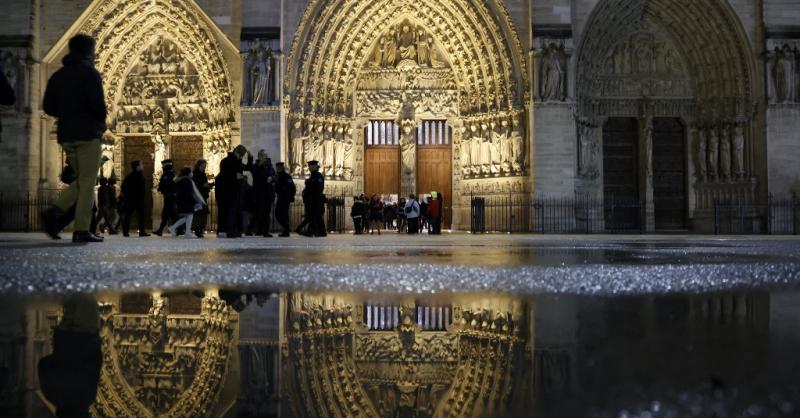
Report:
707,127,719,180
510,121,525,171
383,29,397,67
342,134,354,180
695,129,707,182
480,124,492,173
733,124,745,179
397,25,417,63
500,120,513,171
578,123,599,179
459,137,471,175
416,30,430,66
541,44,565,101
250,44,271,105
469,125,482,175
323,125,336,175
720,125,732,180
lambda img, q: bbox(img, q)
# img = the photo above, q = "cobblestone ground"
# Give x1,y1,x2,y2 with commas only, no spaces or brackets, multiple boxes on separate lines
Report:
1,232,799,294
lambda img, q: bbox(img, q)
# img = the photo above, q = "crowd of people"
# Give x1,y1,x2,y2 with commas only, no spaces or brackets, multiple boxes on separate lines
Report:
351,192,444,235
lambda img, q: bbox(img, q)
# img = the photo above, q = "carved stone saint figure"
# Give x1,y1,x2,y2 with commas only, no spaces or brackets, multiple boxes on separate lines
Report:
541,44,565,101
480,125,492,173
382,29,397,67
510,124,525,171
500,120,513,171
732,124,745,179
719,126,732,180
250,45,271,105
291,120,306,174
398,25,417,62
707,127,719,181
469,125,481,174
416,30,430,66
695,129,707,182
578,123,599,179
323,125,336,175
342,134,354,180
460,137,471,175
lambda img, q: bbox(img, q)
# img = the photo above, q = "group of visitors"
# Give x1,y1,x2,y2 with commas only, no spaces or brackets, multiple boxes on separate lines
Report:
351,192,444,235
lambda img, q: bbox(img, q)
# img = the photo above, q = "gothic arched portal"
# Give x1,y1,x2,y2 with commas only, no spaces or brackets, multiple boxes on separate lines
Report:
285,0,531,229
574,0,760,232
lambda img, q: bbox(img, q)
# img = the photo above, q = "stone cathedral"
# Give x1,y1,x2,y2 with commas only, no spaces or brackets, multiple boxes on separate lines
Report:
1,0,799,232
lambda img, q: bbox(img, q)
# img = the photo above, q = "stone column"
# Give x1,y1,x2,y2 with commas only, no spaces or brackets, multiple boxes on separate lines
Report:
400,119,417,198
272,52,282,106
639,116,655,232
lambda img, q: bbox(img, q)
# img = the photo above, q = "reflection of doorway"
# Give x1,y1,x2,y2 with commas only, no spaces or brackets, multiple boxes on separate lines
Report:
602,117,639,230
652,118,687,230
123,136,155,229
170,135,204,172
416,121,452,228
364,121,400,199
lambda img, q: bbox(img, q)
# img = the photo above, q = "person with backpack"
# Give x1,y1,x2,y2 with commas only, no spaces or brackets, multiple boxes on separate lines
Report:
404,194,421,234
167,166,206,238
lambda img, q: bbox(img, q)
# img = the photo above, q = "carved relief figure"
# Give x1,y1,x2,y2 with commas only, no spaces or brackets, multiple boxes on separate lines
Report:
459,137,471,175
480,124,492,173
398,25,417,63
719,125,731,180
541,44,566,101
342,133,354,180
578,123,599,179
695,129,707,182
732,124,745,179
250,44,271,105
707,127,719,180
500,120,513,171
383,29,397,67
510,120,525,171
323,125,336,175
417,30,430,67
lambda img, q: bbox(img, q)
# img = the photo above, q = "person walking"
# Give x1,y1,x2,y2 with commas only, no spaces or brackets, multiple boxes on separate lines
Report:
396,197,407,233
168,166,206,239
368,194,383,235
94,176,118,235
120,160,150,237
404,194,421,234
299,160,326,237
427,191,442,235
216,145,251,238
42,34,106,243
154,159,177,236
191,159,213,238
274,162,295,237
351,195,366,235
0,57,16,142
249,150,276,237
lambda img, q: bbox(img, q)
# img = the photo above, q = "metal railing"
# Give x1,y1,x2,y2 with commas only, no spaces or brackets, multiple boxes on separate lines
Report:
470,193,642,234
713,196,799,235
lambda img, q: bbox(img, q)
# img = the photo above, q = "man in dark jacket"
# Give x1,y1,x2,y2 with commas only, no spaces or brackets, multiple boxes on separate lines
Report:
217,145,251,238
120,161,150,237
300,160,326,237
154,159,177,236
42,34,106,243
192,159,212,238
249,150,276,237
274,162,295,237
0,60,16,142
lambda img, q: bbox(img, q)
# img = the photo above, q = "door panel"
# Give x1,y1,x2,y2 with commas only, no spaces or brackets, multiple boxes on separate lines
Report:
603,117,639,230
416,146,452,228
652,117,687,230
123,136,155,229
171,135,204,172
364,146,400,198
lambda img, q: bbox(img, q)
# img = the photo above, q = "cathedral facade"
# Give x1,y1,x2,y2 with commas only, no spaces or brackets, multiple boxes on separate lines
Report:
1,0,798,232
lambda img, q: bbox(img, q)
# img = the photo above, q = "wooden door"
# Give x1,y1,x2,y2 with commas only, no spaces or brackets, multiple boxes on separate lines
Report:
364,147,400,198
652,117,687,230
603,117,639,231
123,136,155,229
170,135,204,172
416,121,452,227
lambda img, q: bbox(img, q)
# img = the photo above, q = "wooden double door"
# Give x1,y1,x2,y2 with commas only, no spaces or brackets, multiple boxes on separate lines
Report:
416,145,452,227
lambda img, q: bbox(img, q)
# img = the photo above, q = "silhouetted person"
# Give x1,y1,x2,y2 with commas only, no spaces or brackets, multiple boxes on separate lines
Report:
42,34,106,243
168,166,206,238
249,150,276,237
120,160,150,237
217,145,252,238
154,159,177,236
192,159,213,238
0,59,15,142
274,162,295,237
298,160,326,237
404,194,421,234
427,191,442,235
38,294,102,418
94,176,118,234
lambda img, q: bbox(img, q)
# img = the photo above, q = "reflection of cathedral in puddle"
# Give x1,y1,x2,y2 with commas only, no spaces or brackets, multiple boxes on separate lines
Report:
2,291,535,417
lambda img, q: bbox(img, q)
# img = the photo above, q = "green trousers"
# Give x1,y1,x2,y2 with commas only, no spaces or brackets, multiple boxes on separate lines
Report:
54,138,102,231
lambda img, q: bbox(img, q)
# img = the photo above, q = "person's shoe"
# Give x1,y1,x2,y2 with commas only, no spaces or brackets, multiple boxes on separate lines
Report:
72,231,104,243
123,232,130,237
139,232,151,237
167,226,177,236
263,233,273,238
279,232,290,237
43,207,64,240
153,229,163,237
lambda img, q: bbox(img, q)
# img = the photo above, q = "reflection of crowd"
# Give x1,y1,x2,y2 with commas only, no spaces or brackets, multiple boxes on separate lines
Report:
351,192,444,235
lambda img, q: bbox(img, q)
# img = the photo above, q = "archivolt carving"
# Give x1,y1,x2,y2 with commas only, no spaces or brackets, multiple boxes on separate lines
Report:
91,295,235,418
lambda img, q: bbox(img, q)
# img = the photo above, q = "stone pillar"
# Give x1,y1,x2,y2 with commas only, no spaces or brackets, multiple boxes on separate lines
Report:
273,52,282,106
400,119,416,198
639,116,655,232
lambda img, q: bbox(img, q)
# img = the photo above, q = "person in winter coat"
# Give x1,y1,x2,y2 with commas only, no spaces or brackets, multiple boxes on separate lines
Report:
248,150,276,237
42,34,107,243
404,194,421,234
216,145,252,238
120,160,150,237
427,191,442,235
167,166,206,238
154,160,177,236
192,159,213,238
351,194,367,235
368,194,384,235
396,197,407,233
94,176,118,235
273,162,296,237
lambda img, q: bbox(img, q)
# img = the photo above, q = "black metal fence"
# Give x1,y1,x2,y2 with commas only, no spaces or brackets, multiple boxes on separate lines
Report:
470,194,642,234
0,190,348,234
714,196,799,235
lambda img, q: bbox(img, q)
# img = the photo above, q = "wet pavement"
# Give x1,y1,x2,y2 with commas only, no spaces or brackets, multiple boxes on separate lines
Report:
0,232,800,295
2,233,800,417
